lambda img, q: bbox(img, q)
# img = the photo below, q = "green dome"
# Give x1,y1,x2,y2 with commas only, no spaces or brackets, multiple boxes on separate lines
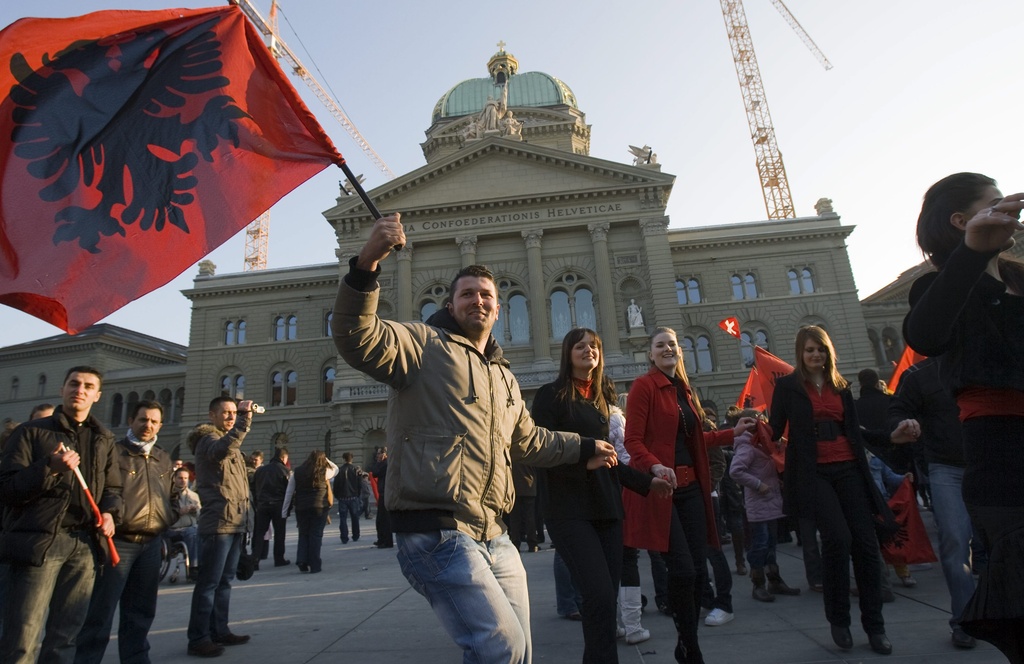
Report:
432,71,578,123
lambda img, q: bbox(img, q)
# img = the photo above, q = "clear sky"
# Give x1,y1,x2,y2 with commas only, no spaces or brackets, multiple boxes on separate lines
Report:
1,0,1022,348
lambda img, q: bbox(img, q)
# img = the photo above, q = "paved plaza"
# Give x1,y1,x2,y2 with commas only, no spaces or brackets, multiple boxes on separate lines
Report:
105,511,1004,664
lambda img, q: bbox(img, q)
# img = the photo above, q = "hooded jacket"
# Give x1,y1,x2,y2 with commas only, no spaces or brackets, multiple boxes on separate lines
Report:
0,409,122,565
188,411,251,535
332,266,593,541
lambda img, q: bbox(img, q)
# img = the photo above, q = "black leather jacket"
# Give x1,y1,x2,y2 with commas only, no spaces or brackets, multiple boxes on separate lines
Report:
114,439,174,542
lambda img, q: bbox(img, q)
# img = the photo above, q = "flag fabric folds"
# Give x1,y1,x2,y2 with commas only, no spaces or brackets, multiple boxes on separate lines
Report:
888,346,926,393
736,346,794,413
0,6,344,332
880,477,938,566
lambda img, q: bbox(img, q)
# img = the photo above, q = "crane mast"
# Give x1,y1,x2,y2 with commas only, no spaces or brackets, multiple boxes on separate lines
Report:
231,0,394,270
720,0,794,220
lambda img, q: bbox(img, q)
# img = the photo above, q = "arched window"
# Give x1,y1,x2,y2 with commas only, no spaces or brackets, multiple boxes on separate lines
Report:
322,366,336,403
274,316,286,341
695,335,714,373
142,389,156,402
740,332,756,368
37,374,46,397
9,376,18,400
174,387,185,423
225,321,236,345
508,294,530,344
420,301,438,322
237,320,246,344
271,369,298,406
867,328,884,366
681,337,697,375
676,279,687,305
575,288,596,330
730,275,744,300
550,291,571,340
110,393,124,428
755,330,770,352
219,373,244,399
324,312,333,336
159,389,173,419
287,315,297,340
272,432,289,448
744,274,758,299
126,392,139,421
801,269,815,294
788,270,801,295
687,279,702,304
882,328,902,364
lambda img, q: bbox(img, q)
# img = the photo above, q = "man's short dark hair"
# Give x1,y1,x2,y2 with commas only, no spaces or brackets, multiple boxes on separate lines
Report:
858,368,880,388
28,403,55,420
64,366,103,388
273,446,288,460
131,400,164,421
208,395,237,412
447,265,495,303
342,452,354,463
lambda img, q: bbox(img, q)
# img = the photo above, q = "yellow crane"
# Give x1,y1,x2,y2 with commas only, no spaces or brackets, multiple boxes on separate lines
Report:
719,0,831,219
231,0,395,270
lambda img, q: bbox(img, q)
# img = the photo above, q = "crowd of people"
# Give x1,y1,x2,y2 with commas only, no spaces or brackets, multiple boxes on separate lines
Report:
1,172,1021,663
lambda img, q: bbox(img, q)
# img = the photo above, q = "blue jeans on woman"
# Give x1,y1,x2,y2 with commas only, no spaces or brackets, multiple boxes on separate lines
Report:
295,507,330,572
397,530,530,664
927,463,976,628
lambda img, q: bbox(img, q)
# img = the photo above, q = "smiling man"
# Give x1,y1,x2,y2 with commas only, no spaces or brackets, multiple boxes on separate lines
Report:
332,213,618,664
75,400,173,664
0,366,122,664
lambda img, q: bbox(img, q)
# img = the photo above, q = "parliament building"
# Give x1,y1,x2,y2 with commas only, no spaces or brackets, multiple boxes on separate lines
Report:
0,49,917,465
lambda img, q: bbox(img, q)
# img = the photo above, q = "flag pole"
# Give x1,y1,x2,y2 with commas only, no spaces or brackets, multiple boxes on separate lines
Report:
339,161,403,251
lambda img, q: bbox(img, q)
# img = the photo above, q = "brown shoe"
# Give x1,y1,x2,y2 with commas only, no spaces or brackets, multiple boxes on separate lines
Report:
212,633,250,646
187,641,225,657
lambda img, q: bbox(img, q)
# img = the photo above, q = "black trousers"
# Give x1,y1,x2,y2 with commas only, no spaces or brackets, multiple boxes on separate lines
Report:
813,461,884,635
252,503,287,564
662,486,708,655
546,518,622,664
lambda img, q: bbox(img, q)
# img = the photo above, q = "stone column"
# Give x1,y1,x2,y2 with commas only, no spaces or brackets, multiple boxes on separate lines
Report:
456,235,478,268
522,230,553,366
396,241,414,322
640,216,684,332
588,222,622,357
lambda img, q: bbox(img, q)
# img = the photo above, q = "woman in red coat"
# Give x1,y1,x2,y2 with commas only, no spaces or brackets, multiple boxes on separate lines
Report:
623,327,754,664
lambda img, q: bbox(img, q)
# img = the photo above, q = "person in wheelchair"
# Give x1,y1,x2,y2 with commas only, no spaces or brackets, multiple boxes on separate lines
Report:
168,466,201,581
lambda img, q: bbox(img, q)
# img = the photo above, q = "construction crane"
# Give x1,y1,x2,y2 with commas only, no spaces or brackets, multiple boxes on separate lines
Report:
719,0,831,220
232,0,395,270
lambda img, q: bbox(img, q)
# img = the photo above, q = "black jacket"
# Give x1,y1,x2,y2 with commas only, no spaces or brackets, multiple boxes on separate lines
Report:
886,358,966,468
531,382,651,522
904,241,1024,395
115,439,174,542
769,373,893,531
0,409,122,565
253,457,291,508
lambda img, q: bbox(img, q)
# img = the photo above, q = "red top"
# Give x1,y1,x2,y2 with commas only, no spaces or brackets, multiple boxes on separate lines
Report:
956,386,1024,421
804,381,857,464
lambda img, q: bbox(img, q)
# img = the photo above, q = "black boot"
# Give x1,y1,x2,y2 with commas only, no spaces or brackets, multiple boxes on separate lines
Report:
750,568,775,602
766,563,801,596
668,578,704,664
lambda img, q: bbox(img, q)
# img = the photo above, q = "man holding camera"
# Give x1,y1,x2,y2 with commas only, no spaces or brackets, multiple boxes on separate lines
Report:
185,396,255,658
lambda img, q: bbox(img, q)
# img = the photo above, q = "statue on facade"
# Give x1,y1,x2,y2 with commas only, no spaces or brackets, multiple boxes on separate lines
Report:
628,144,655,166
627,299,644,328
501,111,523,136
480,97,502,132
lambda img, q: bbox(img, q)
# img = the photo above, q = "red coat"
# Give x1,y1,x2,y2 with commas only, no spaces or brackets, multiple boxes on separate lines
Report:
622,366,732,552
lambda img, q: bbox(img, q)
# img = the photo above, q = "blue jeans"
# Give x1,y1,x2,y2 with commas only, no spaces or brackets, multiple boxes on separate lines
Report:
338,497,362,542
187,532,242,646
75,536,162,664
553,548,582,616
0,530,96,664
397,530,530,664
295,507,330,572
747,520,778,570
928,463,976,627
167,525,199,566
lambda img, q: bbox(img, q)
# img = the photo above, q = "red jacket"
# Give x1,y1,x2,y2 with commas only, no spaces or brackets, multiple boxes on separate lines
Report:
622,366,732,551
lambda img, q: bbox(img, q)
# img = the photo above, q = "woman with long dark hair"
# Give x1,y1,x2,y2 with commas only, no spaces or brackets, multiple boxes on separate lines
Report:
905,172,1024,662
283,450,338,574
531,328,670,664
769,325,915,655
622,327,754,664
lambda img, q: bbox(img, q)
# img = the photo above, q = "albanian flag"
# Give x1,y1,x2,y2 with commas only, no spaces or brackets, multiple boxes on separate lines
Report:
0,6,344,332
888,345,926,393
736,346,793,414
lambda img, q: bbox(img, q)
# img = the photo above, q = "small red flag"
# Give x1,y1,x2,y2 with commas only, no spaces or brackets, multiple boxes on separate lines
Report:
718,316,741,338
735,366,766,411
0,7,344,332
880,477,937,566
888,346,926,393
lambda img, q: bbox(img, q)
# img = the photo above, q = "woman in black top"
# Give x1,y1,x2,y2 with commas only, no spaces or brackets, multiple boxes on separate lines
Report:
283,450,338,573
904,173,1024,662
531,328,670,664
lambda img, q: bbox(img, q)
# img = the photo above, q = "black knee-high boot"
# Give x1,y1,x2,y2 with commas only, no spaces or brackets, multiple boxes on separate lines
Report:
669,576,704,664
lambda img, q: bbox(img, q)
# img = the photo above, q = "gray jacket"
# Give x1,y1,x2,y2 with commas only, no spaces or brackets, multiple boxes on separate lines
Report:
333,275,591,541
188,412,252,535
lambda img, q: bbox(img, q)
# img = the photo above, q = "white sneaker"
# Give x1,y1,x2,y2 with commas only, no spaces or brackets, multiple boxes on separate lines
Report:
624,627,651,644
704,608,734,626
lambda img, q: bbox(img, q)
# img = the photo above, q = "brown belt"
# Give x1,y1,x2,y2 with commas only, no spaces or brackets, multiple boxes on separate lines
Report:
675,465,697,488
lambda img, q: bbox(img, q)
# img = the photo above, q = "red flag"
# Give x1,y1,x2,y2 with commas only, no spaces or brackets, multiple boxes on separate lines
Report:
735,366,767,411
0,7,344,332
753,346,794,413
718,316,741,339
880,477,937,566
888,346,926,393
